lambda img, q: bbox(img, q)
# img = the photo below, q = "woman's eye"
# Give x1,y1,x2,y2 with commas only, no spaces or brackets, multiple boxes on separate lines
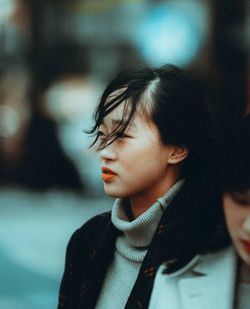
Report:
116,132,125,138
97,131,106,139
116,132,132,139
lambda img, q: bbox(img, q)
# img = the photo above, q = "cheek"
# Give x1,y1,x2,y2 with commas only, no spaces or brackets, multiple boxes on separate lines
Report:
223,198,244,237
223,197,237,233
125,140,166,164
123,149,166,177
224,206,238,234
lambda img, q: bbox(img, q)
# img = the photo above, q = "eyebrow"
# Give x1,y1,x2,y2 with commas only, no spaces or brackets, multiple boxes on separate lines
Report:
101,118,135,128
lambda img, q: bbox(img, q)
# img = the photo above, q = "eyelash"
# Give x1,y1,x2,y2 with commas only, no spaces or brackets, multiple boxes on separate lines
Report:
97,130,105,137
97,131,131,139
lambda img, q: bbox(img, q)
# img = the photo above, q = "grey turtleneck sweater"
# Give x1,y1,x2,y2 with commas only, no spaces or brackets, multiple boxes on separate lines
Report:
95,179,185,309
236,262,250,309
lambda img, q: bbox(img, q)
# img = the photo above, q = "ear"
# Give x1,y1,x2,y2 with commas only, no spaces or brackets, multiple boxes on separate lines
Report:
167,145,189,164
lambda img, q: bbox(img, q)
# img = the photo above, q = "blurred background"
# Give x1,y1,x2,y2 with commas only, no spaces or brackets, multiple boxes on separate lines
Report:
0,0,249,308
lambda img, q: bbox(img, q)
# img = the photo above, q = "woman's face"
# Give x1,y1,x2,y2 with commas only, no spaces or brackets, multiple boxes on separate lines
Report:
223,190,250,265
97,104,177,201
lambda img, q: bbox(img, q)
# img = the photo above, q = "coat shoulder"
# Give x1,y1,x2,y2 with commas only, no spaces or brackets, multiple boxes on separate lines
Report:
58,211,113,308
70,211,112,246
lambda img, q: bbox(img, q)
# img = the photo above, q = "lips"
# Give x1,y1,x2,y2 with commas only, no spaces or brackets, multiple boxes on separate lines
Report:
241,240,250,253
101,167,117,182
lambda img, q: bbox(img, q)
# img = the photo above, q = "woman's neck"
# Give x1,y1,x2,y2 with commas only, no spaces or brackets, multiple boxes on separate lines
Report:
129,175,181,219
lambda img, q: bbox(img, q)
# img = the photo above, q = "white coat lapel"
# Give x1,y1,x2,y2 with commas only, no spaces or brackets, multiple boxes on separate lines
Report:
178,247,237,309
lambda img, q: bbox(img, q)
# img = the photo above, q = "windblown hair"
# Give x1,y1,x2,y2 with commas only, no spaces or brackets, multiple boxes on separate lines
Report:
87,64,218,183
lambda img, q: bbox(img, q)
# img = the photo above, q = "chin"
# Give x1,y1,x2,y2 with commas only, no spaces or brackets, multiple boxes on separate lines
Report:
237,244,250,266
104,186,129,198
240,251,250,266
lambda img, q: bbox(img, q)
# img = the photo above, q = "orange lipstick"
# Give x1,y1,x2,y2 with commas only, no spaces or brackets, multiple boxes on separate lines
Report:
101,167,117,182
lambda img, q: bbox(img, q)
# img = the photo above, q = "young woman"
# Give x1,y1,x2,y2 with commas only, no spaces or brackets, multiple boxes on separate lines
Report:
58,65,229,309
149,115,250,309
222,115,250,309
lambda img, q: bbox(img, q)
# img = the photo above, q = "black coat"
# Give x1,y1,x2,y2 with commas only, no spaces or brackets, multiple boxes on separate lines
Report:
58,182,229,309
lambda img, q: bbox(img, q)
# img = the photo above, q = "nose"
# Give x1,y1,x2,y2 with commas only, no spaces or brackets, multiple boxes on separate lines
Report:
99,144,117,162
242,215,250,233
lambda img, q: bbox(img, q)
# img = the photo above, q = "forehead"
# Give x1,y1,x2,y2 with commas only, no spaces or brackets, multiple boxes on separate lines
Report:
100,104,137,129
101,105,161,140
103,101,128,119
101,87,152,127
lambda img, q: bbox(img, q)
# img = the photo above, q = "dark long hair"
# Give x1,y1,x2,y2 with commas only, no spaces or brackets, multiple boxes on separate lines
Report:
88,64,218,184
219,114,250,193
87,64,231,258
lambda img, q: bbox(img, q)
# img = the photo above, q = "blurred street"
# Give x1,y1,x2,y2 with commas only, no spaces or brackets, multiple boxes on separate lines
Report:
0,189,112,309
0,1,248,308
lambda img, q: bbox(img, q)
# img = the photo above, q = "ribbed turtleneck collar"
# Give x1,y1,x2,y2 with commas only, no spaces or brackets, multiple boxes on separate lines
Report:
111,179,185,250
240,260,250,284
